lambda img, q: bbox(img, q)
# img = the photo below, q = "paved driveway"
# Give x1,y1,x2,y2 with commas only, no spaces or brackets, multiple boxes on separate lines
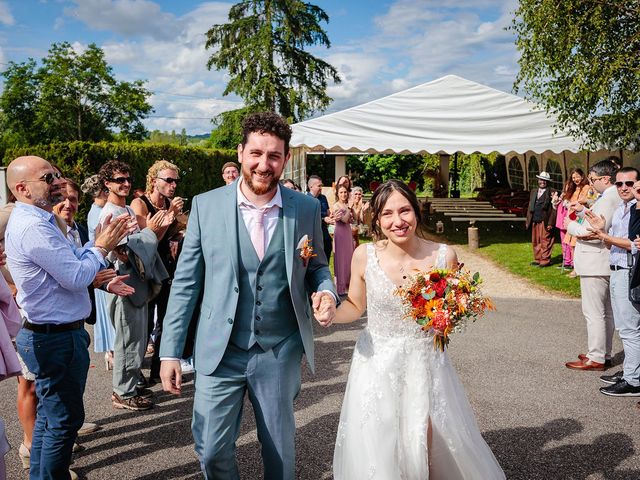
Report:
1,249,639,479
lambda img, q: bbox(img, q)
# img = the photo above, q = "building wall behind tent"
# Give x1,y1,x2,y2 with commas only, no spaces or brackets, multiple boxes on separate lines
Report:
506,150,640,191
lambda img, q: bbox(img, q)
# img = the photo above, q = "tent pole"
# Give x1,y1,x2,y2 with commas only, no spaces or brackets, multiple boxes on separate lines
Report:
523,152,528,189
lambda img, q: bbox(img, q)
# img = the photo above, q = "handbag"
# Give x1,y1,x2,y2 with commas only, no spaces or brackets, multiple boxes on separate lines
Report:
628,252,640,303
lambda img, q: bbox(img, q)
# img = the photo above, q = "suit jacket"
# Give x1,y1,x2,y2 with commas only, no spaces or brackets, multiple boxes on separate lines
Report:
567,185,620,276
525,188,557,229
160,184,336,375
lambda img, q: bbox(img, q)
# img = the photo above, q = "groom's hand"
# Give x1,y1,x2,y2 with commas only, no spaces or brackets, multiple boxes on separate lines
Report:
160,359,182,395
312,291,336,327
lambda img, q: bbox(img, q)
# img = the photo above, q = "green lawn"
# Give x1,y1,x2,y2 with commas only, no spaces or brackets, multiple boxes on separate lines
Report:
437,224,581,298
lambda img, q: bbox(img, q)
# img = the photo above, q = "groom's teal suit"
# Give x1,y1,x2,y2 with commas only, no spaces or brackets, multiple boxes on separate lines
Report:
160,181,336,479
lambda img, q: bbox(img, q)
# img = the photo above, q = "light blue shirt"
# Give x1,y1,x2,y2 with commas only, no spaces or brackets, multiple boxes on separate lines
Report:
609,199,636,268
87,202,103,242
5,202,106,324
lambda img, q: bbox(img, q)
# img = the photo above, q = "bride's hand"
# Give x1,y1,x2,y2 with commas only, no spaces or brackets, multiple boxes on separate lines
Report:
312,291,336,327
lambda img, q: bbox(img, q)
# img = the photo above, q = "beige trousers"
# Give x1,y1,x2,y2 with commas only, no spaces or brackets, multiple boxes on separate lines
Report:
579,275,614,363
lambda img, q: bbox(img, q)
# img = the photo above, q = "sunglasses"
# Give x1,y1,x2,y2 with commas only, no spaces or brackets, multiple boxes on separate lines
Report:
615,181,635,188
108,177,132,185
157,177,180,185
23,172,62,185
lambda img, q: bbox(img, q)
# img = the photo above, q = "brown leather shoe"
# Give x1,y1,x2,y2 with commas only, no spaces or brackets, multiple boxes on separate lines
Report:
566,359,606,371
578,354,611,368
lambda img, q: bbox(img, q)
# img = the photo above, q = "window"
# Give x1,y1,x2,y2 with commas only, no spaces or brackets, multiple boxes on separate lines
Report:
545,159,563,191
508,157,524,189
528,156,539,190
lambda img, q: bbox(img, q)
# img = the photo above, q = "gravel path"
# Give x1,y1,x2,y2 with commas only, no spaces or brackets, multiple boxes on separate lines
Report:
1,247,638,479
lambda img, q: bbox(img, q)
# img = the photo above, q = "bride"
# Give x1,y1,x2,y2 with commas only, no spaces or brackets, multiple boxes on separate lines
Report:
326,179,505,479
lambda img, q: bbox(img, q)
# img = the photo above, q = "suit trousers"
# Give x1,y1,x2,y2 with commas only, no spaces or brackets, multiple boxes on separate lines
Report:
192,331,304,480
111,296,148,398
609,270,640,386
531,222,554,265
580,275,614,363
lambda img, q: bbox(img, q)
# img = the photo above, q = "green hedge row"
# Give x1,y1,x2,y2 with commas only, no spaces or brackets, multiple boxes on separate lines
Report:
3,141,237,220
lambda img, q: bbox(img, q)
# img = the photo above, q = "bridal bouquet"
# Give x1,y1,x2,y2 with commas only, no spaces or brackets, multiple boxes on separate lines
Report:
394,266,494,351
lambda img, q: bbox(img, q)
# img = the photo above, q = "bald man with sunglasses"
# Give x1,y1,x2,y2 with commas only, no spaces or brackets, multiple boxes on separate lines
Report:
6,156,133,480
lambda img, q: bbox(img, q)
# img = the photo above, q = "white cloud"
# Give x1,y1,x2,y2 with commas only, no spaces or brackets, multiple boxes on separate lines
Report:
64,0,185,41
91,2,234,134
313,0,521,117
0,1,15,26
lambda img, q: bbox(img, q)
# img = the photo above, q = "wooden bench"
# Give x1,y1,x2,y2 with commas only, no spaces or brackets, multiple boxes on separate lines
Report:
449,217,526,224
443,212,517,218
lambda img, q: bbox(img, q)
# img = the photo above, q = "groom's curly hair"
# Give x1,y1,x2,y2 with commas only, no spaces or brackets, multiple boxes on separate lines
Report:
241,112,292,156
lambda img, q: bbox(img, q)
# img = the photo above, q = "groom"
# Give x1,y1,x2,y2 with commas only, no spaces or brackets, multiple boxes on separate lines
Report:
160,112,337,479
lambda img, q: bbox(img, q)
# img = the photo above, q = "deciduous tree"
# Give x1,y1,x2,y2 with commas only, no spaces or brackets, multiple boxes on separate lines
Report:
512,0,640,150
0,42,152,145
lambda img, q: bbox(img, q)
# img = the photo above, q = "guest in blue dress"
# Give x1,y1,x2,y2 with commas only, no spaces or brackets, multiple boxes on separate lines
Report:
82,175,115,369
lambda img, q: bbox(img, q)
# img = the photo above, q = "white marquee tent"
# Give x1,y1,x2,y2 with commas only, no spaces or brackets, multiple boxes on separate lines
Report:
290,74,584,155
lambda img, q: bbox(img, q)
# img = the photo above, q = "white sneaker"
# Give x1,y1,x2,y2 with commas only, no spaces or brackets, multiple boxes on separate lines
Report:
78,422,100,435
180,358,194,374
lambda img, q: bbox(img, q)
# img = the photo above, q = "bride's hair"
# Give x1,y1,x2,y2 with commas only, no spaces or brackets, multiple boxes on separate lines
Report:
369,179,423,241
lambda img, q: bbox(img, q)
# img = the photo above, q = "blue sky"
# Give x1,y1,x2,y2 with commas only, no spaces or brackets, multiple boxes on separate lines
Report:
0,0,520,134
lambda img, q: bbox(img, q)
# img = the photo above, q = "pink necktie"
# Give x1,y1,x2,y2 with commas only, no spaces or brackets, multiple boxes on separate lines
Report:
250,208,267,260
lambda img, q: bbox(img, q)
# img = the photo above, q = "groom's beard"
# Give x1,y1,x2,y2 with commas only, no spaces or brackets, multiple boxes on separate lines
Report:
243,168,280,196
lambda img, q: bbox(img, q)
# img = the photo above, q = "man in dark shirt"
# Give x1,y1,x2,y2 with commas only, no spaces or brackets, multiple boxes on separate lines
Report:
525,171,557,267
307,175,334,262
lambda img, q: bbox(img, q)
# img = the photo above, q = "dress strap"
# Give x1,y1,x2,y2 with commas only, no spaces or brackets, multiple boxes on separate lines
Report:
436,243,448,269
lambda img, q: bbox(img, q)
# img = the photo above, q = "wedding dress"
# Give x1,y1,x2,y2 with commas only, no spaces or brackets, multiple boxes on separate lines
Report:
333,243,505,479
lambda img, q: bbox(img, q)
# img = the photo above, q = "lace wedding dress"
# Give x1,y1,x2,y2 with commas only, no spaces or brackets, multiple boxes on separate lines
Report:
333,244,505,479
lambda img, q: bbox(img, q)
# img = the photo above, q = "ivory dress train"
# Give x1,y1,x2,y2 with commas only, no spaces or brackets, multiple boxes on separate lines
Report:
333,243,505,479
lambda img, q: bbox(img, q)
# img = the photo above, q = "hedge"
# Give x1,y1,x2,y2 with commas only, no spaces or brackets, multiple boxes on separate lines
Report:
3,141,237,220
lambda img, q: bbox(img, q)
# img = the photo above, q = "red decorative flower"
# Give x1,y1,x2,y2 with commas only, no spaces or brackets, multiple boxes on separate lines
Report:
431,310,450,332
434,279,447,297
411,295,426,308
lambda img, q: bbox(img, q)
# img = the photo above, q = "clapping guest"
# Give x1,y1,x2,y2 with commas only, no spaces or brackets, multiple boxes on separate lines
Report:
332,185,355,295
565,159,620,371
7,156,133,480
0,247,21,480
585,167,640,397
558,168,590,276
98,160,172,411
82,174,116,370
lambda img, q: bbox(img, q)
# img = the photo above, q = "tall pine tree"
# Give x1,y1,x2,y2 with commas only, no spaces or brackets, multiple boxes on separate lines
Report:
205,0,341,122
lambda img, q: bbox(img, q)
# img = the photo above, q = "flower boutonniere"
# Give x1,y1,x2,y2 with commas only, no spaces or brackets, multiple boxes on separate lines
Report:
297,234,317,267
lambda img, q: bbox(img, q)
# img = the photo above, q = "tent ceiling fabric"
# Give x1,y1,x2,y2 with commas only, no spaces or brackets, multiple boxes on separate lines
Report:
290,75,584,155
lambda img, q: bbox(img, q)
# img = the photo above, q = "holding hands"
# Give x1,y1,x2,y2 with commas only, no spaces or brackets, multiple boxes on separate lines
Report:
311,291,337,327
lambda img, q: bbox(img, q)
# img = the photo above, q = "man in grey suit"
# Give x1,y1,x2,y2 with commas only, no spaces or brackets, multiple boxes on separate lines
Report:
160,112,337,479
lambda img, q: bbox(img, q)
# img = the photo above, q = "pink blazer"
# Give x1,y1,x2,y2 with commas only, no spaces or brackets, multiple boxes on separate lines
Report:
0,273,21,381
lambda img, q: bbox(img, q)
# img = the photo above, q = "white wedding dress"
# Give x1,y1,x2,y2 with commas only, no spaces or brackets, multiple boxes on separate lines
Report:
333,244,505,479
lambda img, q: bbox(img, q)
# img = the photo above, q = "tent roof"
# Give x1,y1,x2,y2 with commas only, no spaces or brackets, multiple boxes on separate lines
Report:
290,74,584,155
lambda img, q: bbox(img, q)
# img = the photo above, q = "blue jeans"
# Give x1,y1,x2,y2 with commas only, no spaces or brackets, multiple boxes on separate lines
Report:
610,270,640,386
16,327,90,480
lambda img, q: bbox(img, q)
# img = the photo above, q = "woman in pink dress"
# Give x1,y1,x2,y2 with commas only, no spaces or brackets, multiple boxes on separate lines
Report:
332,185,355,295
